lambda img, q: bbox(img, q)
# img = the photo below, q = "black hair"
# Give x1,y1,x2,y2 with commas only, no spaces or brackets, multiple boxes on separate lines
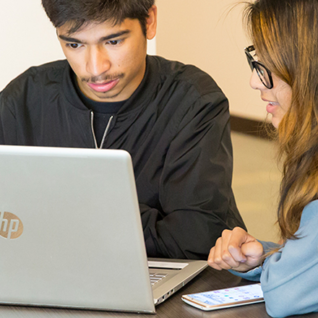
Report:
42,0,155,36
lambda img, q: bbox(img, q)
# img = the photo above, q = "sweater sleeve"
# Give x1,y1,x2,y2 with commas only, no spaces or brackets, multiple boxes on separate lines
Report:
231,201,318,318
260,200,318,317
141,92,246,259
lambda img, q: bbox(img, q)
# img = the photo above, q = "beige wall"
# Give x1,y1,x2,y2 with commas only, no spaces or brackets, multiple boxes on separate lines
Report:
0,0,64,91
156,0,268,121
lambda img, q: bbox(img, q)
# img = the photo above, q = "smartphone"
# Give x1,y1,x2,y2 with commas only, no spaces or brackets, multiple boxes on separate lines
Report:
182,283,264,311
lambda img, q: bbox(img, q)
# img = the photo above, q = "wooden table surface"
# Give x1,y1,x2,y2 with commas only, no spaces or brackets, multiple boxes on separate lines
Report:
1,267,317,318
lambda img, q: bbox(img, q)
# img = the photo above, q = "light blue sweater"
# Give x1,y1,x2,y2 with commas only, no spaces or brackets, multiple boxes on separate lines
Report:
230,200,318,318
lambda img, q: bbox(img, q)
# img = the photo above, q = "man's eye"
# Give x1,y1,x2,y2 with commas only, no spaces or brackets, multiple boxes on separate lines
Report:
108,40,121,45
67,43,81,49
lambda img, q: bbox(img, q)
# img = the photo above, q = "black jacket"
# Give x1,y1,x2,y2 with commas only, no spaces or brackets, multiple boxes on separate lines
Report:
0,55,246,259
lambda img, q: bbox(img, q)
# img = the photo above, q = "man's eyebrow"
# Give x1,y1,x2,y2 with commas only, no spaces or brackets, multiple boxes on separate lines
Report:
58,35,84,43
99,30,131,42
58,30,131,44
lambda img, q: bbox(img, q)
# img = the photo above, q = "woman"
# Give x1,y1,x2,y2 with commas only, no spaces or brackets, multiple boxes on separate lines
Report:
208,0,318,317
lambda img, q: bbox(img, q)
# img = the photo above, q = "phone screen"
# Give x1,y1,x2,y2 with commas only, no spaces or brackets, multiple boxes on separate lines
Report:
182,284,264,311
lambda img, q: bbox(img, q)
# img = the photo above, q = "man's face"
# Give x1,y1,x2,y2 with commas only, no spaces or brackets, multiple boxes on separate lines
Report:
57,9,156,102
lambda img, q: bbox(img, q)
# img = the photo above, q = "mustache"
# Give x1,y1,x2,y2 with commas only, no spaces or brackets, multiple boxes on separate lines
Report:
81,73,125,83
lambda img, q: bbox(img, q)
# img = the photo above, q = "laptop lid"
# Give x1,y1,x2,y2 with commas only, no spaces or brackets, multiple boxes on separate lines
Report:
0,146,155,313
0,145,207,313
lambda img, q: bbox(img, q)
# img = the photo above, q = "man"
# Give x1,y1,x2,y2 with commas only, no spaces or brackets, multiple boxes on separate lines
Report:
0,0,246,259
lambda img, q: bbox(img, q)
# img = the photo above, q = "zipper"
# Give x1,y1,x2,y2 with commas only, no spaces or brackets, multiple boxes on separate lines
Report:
90,111,114,149
90,112,98,148
100,115,114,148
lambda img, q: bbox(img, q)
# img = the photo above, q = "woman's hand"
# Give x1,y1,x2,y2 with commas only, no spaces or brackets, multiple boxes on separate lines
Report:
208,227,264,272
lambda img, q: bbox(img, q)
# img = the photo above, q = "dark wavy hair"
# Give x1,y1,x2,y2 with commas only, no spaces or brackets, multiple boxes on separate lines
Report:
42,0,155,36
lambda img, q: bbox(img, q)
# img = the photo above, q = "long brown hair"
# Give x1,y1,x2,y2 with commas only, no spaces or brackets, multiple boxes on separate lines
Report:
245,0,318,241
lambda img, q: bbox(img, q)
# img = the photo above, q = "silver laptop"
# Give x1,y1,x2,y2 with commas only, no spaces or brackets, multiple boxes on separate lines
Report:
0,146,207,313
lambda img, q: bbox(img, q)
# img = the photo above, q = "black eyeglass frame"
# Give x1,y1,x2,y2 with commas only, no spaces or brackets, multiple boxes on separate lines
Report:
244,45,273,89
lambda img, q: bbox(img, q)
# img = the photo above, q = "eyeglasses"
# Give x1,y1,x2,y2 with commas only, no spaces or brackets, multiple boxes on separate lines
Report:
244,45,273,89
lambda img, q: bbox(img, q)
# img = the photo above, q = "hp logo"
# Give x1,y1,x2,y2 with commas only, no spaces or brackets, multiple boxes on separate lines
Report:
0,211,23,239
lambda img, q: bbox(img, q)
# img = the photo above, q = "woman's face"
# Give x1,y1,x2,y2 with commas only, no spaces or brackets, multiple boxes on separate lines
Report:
250,69,292,128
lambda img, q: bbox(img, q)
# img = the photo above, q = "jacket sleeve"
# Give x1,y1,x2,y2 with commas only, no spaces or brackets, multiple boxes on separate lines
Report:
0,91,5,144
0,91,17,145
231,201,318,318
141,92,245,260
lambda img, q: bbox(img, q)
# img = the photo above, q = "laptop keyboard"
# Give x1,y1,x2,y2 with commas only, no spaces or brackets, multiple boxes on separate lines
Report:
149,273,167,286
